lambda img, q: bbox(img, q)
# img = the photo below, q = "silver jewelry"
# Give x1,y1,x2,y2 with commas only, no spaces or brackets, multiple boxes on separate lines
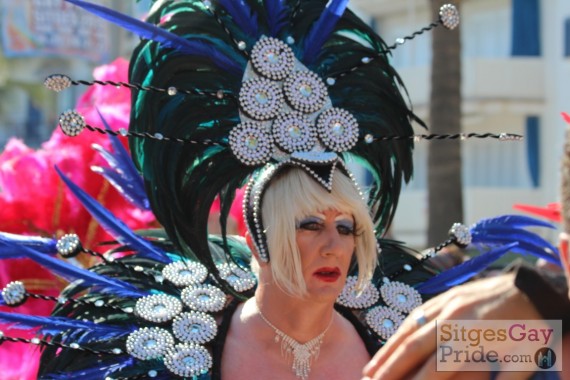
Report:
162,261,209,287
164,343,213,377
239,78,283,120
172,311,218,344
272,112,317,153
2,281,27,306
284,70,328,114
135,294,183,323
449,222,472,247
336,276,379,309
229,122,274,166
217,262,257,292
126,327,174,360
56,234,82,258
59,110,86,137
181,284,226,313
413,309,428,328
365,305,405,340
379,281,422,314
251,36,295,81
256,303,334,380
44,74,72,92
316,108,359,152
439,4,460,30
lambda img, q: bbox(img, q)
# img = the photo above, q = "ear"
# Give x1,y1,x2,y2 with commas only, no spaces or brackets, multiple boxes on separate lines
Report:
558,233,570,298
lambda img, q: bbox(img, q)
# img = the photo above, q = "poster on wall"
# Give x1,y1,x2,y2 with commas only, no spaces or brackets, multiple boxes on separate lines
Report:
1,0,111,63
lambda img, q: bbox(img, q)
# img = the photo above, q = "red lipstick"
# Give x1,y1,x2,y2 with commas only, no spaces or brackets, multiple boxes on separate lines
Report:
313,267,341,282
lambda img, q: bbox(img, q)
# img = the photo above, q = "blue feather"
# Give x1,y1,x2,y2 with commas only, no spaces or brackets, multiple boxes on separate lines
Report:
91,111,150,211
0,233,57,258
219,0,259,38
64,0,241,74
265,0,288,37
471,214,555,230
55,166,170,264
0,242,145,298
302,0,349,63
417,243,518,294
0,312,131,341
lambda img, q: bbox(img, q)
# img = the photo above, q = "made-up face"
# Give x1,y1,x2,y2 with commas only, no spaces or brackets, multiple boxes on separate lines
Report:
295,209,355,302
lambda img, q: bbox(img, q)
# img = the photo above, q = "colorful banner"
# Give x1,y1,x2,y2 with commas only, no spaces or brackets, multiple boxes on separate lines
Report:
1,0,111,62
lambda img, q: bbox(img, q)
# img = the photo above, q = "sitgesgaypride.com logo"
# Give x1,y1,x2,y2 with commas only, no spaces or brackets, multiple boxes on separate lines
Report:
436,320,562,372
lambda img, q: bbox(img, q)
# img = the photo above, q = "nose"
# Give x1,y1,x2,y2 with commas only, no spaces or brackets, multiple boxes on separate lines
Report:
320,225,344,257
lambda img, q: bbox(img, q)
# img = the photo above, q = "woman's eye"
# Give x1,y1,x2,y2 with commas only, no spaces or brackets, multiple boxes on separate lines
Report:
337,224,354,235
298,221,322,231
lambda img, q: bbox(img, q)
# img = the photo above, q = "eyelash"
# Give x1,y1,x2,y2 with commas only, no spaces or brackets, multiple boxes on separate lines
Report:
297,221,355,236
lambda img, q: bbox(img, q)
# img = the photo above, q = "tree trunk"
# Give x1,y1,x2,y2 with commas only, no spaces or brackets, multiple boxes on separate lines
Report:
427,0,463,246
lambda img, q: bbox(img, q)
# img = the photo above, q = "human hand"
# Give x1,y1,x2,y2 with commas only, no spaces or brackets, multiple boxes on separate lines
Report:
362,274,544,380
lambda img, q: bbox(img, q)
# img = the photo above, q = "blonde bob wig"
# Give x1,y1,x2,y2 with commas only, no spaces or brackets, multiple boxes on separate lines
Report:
257,167,377,297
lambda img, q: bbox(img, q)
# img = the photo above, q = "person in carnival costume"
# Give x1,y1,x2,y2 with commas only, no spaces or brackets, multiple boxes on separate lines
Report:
0,1,559,379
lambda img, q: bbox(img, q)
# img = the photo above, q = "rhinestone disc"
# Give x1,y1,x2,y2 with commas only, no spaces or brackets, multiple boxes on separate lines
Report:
162,261,209,287
181,284,226,313
272,112,317,153
44,74,72,92
439,4,460,30
56,234,82,258
59,110,86,137
284,71,328,114
229,122,274,166
336,276,380,309
251,36,295,81
380,281,422,314
172,311,218,344
135,294,183,323
217,263,257,293
239,78,283,121
164,343,213,377
365,306,405,340
449,223,472,247
1,281,27,306
316,108,359,152
126,327,174,360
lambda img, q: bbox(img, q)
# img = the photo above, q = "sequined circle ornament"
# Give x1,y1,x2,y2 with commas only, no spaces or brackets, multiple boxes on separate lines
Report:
336,276,380,309
1,281,27,306
172,311,218,344
250,36,295,81
229,122,274,166
164,343,213,377
272,112,317,153
379,281,422,314
44,74,72,92
217,262,257,292
365,305,405,340
181,284,226,313
440,4,460,30
135,294,183,323
59,110,86,137
449,223,472,247
56,234,83,258
283,71,328,114
239,78,284,120
162,261,209,287
126,327,175,360
316,108,359,152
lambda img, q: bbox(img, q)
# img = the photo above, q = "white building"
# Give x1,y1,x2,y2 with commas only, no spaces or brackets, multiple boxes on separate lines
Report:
353,0,570,247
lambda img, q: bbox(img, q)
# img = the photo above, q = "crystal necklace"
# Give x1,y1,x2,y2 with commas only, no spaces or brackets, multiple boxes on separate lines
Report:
256,303,334,380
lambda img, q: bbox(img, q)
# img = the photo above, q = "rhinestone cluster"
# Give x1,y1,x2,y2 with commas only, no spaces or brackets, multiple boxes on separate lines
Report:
56,234,82,258
164,343,213,377
283,71,328,114
162,261,209,287
229,122,274,166
172,311,217,344
181,284,226,313
316,108,359,152
439,4,460,30
59,110,86,137
135,294,183,323
239,78,283,120
272,112,316,153
336,276,380,309
217,263,257,292
44,74,72,92
365,306,405,340
379,281,422,314
126,327,174,360
2,281,27,306
251,37,295,80
449,223,472,247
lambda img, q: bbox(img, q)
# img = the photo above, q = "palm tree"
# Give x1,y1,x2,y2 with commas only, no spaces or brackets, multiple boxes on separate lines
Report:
427,0,463,246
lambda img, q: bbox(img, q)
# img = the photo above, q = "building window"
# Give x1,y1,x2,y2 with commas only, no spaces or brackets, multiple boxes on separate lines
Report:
511,0,541,56
565,18,570,57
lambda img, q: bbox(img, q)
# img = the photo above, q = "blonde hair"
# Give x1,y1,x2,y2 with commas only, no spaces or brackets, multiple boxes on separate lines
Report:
258,167,377,297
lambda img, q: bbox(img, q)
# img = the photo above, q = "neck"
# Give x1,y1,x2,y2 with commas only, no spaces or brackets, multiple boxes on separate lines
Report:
251,284,336,343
